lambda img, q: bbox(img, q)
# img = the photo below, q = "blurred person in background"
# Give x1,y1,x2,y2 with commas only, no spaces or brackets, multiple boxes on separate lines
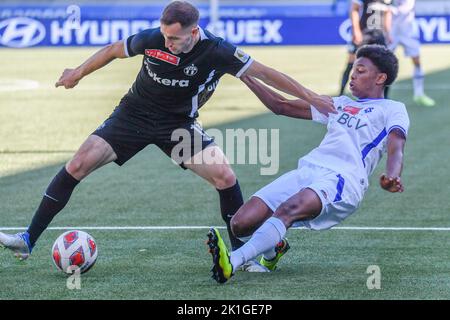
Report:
389,0,435,107
339,0,392,96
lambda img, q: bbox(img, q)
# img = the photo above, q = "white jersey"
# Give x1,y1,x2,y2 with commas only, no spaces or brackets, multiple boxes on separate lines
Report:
389,0,420,56
392,0,416,32
301,96,410,193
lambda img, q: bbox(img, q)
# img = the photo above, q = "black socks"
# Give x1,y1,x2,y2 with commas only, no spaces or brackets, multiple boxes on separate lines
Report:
27,167,80,246
217,181,245,250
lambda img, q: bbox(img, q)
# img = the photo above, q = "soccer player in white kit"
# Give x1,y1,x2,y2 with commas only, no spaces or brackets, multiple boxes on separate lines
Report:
389,0,436,107
206,45,409,283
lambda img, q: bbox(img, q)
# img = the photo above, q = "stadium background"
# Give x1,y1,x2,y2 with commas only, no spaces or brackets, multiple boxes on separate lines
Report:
1,0,450,300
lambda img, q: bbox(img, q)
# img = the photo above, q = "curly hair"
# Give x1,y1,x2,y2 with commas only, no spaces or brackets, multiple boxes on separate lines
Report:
356,44,399,86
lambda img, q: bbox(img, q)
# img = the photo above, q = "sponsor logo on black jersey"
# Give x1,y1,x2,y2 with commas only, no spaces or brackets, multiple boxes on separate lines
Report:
184,64,198,76
145,49,180,66
146,68,189,87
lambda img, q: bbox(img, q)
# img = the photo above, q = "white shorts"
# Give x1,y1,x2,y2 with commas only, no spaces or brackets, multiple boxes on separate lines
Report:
253,161,363,231
389,28,420,57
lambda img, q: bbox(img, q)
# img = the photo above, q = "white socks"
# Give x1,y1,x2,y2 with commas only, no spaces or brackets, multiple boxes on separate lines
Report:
230,217,286,271
413,65,425,97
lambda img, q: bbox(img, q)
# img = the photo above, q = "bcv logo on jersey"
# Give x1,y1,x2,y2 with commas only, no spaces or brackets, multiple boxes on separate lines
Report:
337,112,367,130
0,17,46,48
338,106,368,130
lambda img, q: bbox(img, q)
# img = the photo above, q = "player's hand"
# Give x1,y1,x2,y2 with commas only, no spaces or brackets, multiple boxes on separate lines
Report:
311,95,337,115
55,68,82,89
379,174,404,193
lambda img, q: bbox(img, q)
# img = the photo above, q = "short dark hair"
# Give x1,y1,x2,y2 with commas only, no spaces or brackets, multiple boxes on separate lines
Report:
356,44,399,86
160,1,199,28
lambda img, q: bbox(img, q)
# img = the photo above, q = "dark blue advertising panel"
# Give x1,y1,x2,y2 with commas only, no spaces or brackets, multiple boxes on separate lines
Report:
0,3,449,47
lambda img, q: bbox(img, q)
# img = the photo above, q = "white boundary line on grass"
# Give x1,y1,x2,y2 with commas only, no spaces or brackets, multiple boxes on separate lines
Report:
1,226,450,231
0,79,40,92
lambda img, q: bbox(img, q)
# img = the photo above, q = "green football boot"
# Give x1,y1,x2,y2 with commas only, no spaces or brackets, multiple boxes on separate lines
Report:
207,228,233,284
414,94,436,107
260,238,290,271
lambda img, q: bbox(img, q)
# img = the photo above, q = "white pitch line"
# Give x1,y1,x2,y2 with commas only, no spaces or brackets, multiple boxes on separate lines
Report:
1,226,450,231
0,226,220,231
0,79,40,92
330,226,450,231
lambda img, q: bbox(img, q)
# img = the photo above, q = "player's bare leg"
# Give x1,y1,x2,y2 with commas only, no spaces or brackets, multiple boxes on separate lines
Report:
219,188,321,279
184,145,236,190
231,197,273,238
66,135,118,180
229,197,290,271
185,145,243,249
272,188,321,227
185,146,268,272
0,135,117,260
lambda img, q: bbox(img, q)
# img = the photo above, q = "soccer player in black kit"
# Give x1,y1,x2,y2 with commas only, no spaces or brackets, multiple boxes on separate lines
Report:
339,0,392,96
0,1,335,270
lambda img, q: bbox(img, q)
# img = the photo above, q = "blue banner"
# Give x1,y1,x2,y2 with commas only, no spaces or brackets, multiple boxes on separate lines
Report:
0,4,449,48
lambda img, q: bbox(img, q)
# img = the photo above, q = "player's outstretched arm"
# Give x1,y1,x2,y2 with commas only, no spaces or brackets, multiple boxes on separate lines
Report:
55,40,128,89
243,60,336,116
384,6,393,44
241,75,312,119
350,2,363,45
380,129,406,193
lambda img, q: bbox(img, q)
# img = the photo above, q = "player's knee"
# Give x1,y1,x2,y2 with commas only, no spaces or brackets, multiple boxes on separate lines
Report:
67,138,112,179
66,156,87,178
212,166,236,189
66,150,95,178
230,215,250,238
230,217,240,237
66,157,82,176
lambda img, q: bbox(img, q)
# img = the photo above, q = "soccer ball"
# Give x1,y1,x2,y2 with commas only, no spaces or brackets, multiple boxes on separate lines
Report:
52,230,98,274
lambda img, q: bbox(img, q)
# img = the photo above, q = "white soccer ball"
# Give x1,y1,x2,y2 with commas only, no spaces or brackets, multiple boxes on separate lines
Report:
51,230,98,274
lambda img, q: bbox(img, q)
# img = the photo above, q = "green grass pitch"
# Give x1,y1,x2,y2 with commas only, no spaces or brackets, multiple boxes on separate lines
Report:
1,45,450,299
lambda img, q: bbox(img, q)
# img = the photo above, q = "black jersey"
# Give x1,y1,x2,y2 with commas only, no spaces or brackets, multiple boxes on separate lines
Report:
123,27,253,119
354,0,392,31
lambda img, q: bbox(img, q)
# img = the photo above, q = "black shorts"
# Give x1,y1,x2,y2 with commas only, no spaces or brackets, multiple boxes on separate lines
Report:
347,29,387,54
92,99,215,168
